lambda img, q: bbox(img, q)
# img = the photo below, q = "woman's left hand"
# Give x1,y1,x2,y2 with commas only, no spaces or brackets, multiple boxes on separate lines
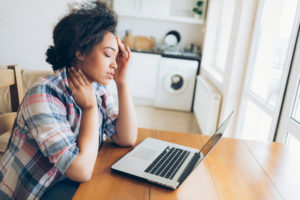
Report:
114,37,131,85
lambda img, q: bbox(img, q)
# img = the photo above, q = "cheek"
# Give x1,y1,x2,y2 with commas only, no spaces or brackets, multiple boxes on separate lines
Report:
101,59,112,69
85,56,109,71
93,54,111,68
86,59,111,81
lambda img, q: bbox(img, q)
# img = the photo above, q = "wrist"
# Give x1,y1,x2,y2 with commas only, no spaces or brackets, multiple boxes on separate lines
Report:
115,80,128,87
82,105,98,111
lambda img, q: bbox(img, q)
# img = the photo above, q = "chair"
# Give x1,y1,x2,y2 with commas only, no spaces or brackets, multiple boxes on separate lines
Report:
0,65,24,157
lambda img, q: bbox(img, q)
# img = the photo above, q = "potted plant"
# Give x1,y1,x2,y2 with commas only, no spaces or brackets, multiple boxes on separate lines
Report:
193,0,204,18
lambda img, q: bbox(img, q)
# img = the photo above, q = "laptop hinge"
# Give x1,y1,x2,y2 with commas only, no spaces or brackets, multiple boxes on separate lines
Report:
177,152,201,184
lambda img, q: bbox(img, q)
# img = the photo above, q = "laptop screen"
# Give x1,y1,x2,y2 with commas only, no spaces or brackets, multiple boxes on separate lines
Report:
200,133,222,156
200,111,233,156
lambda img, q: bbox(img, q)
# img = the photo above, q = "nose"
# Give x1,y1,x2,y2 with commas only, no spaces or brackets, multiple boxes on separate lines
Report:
110,60,117,69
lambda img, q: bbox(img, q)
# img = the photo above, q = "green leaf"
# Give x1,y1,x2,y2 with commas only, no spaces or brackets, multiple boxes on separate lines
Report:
197,10,203,15
197,1,203,7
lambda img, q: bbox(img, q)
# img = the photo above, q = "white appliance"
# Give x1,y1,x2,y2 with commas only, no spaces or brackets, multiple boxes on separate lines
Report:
194,75,221,135
154,57,198,111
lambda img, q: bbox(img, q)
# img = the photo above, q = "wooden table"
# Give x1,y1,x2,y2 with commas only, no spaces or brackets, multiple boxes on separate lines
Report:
73,128,300,200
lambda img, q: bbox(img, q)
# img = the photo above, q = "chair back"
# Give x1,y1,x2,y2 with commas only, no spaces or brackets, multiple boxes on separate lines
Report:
0,65,24,136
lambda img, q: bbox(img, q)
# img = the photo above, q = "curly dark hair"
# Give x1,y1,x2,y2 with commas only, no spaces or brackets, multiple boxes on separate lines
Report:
46,1,117,71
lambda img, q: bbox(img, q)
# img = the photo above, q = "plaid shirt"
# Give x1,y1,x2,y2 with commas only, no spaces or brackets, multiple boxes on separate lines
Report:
0,68,118,200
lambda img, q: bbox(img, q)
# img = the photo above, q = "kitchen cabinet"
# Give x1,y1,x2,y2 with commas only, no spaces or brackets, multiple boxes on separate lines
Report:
113,0,169,17
107,52,161,105
113,0,207,24
128,52,161,102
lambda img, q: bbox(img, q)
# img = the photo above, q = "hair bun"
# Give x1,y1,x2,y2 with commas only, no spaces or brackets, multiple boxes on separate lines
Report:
46,46,63,71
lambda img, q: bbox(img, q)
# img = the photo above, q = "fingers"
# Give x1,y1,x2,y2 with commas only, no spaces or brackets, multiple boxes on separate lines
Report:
117,37,128,57
68,73,75,91
125,46,131,60
68,67,83,88
77,68,90,85
68,68,79,88
72,67,86,85
116,37,125,52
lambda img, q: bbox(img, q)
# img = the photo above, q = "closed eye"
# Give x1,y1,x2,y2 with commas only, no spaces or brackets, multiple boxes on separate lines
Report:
104,53,112,58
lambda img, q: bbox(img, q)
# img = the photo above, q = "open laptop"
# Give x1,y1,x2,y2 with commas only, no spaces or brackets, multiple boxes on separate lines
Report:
111,111,234,189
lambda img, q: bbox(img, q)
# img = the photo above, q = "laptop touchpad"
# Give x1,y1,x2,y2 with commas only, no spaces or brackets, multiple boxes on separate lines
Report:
131,147,157,161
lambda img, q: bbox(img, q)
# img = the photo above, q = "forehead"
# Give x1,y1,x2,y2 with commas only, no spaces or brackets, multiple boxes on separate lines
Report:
99,32,118,49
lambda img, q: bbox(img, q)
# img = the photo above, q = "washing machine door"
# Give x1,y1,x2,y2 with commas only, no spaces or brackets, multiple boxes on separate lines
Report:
164,71,188,94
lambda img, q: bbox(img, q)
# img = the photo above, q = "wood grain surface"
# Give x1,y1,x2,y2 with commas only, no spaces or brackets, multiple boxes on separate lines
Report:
73,128,296,200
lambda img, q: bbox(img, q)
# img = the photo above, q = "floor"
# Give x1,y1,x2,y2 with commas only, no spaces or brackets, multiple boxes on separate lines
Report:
135,105,201,134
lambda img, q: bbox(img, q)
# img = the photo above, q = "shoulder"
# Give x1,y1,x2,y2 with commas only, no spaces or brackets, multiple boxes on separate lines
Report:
25,73,69,100
22,74,72,111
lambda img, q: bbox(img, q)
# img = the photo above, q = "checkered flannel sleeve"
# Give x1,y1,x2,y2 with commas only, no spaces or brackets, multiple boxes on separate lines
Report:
103,91,118,138
22,84,79,174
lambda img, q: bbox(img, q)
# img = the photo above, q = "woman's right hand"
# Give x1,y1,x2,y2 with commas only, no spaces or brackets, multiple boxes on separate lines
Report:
68,67,97,110
66,67,99,182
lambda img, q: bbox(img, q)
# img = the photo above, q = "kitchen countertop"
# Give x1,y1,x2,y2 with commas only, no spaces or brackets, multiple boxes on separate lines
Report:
131,49,202,61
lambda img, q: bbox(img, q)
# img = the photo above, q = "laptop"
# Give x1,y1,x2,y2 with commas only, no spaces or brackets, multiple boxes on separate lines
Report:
111,111,234,189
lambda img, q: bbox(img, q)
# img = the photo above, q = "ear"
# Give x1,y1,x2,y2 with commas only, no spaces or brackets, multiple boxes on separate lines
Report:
75,51,85,61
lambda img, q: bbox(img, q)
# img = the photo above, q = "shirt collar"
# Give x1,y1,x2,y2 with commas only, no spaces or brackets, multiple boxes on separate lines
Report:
60,67,73,96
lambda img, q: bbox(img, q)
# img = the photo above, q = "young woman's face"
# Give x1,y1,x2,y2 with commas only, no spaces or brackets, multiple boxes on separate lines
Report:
76,32,118,85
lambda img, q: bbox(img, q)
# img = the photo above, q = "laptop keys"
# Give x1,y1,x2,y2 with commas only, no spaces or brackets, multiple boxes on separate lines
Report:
145,146,170,173
144,146,191,180
168,151,190,179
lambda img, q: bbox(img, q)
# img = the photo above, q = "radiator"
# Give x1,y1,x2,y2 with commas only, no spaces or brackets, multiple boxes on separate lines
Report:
194,75,221,135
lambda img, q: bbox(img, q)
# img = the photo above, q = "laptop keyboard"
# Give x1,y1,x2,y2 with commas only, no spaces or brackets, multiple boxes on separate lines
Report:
144,146,190,180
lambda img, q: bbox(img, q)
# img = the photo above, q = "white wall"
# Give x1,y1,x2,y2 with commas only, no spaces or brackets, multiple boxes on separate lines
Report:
0,0,205,71
0,0,83,70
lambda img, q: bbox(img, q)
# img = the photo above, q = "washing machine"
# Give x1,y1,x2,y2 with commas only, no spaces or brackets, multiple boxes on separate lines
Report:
154,57,199,111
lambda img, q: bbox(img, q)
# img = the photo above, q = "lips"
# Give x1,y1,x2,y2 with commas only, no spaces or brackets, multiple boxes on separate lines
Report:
107,72,114,79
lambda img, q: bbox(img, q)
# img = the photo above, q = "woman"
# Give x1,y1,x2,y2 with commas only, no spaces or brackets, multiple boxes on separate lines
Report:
0,1,137,199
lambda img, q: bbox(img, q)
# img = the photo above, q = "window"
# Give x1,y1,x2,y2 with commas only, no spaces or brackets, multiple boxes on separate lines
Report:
291,80,300,124
214,0,235,73
236,0,299,141
201,0,236,84
286,133,300,152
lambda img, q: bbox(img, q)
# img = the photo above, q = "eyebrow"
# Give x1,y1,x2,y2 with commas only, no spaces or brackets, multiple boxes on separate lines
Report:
103,47,117,51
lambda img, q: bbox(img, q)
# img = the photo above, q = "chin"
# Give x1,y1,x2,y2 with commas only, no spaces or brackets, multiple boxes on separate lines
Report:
96,79,111,86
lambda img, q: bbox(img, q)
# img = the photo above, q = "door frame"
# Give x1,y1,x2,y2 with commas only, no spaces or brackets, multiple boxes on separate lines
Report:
274,15,300,142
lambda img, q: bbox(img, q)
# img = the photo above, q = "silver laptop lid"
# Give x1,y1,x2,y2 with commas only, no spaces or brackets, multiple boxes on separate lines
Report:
200,111,234,157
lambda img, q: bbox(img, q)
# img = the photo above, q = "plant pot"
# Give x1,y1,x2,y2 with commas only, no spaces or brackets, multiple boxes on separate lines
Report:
193,13,202,19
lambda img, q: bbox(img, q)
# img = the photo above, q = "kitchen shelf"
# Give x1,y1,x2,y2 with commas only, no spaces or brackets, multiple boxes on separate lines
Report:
113,0,207,25
118,11,204,24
